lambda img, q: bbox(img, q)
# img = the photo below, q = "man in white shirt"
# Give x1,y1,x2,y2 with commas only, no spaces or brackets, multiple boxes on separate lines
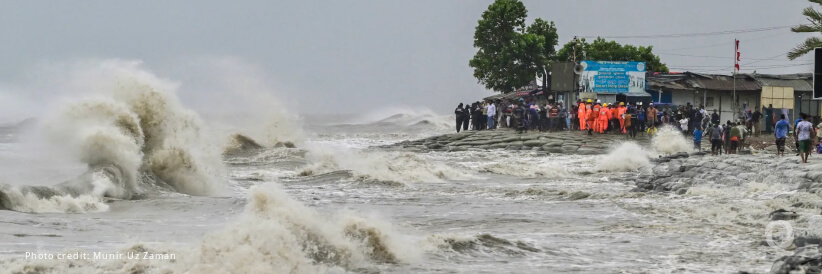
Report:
486,103,496,129
795,113,817,163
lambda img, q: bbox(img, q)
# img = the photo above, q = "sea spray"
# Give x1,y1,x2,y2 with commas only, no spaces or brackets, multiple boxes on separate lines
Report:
0,183,421,273
298,144,475,184
0,60,227,213
175,57,306,147
651,126,692,155
596,142,652,172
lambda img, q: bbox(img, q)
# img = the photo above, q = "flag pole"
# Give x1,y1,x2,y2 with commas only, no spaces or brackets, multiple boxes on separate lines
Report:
733,39,737,122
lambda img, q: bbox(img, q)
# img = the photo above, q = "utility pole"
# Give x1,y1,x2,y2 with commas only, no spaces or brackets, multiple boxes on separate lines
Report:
733,39,740,123
573,36,578,102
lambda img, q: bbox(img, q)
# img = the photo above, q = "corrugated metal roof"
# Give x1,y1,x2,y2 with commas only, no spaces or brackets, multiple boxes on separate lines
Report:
685,73,761,91
483,92,523,101
647,75,691,91
647,72,760,91
748,73,813,92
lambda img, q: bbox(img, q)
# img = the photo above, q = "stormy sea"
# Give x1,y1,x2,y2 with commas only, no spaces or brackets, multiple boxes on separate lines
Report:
0,61,819,273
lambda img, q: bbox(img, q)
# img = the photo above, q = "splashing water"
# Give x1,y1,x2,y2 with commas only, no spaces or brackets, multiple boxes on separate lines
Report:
651,126,692,155
596,142,652,172
298,144,475,185
0,60,226,213
0,183,421,273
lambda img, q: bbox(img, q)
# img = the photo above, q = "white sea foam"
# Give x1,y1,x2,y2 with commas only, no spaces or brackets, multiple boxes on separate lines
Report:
298,144,475,184
0,183,421,273
596,142,652,172
0,60,227,213
651,126,693,155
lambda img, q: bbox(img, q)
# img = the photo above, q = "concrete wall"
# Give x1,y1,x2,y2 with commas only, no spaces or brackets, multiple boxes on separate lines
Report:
671,90,696,107
669,90,761,123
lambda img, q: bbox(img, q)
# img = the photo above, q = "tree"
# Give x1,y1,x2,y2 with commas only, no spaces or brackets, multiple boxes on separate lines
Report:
556,38,669,73
526,18,559,93
469,0,544,93
788,0,822,60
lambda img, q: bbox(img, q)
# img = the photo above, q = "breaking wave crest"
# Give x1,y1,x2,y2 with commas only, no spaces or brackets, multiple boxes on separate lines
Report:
1,184,421,273
596,142,652,172
429,233,541,256
651,126,692,155
297,147,475,185
0,60,225,213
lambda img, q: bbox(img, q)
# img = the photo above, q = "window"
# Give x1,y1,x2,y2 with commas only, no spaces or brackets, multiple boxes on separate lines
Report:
705,97,714,107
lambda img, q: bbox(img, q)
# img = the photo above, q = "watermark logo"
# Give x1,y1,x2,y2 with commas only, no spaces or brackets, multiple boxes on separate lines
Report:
765,220,794,249
765,215,822,250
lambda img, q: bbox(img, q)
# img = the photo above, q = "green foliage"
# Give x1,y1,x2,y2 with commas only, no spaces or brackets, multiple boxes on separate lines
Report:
556,38,669,73
469,0,554,93
789,1,822,60
526,18,559,78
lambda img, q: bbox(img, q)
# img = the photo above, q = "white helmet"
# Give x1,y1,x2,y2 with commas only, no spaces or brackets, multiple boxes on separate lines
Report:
638,102,643,106
596,99,601,103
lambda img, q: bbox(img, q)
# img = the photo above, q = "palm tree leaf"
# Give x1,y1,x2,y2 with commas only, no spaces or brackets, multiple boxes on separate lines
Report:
803,7,822,23
788,36,822,60
792,24,820,33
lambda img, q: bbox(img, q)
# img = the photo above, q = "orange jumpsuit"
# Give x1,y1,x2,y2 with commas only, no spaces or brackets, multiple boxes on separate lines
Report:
598,107,610,133
587,106,598,131
618,106,627,133
584,104,593,130
590,105,600,132
578,103,586,130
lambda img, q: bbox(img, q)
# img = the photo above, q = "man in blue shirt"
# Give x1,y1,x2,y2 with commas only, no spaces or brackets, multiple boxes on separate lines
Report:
693,126,703,152
774,114,790,157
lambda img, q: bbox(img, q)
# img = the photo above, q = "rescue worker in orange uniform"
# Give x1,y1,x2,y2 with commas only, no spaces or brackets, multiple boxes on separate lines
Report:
610,103,620,133
618,102,627,133
598,103,610,133
578,100,588,131
590,103,601,134
587,102,598,135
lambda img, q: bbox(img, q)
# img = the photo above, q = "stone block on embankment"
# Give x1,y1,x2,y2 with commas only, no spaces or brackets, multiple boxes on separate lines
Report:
522,139,546,147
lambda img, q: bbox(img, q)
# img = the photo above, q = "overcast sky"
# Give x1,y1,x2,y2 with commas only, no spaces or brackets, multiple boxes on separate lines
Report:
0,0,817,121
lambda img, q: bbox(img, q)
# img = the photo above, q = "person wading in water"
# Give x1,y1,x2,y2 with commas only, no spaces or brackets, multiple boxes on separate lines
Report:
774,114,789,157
796,113,817,163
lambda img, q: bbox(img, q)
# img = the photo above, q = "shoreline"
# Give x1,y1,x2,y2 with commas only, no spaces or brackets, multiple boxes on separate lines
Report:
383,128,653,155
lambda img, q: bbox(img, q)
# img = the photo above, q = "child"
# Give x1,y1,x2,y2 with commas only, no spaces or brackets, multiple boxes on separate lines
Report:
693,126,703,151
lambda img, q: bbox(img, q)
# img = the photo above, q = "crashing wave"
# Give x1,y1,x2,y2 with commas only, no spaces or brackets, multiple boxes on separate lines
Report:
430,233,541,255
0,61,224,213
0,184,421,273
223,134,264,156
595,142,653,172
296,149,475,185
651,126,692,155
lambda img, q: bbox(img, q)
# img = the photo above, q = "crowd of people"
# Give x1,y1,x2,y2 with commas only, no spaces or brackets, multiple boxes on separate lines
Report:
454,99,822,163
453,99,570,133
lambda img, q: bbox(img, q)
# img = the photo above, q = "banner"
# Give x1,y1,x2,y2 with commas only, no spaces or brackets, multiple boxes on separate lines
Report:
578,61,646,94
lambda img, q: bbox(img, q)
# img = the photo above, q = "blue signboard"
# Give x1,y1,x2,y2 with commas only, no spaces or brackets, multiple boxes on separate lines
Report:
578,61,646,94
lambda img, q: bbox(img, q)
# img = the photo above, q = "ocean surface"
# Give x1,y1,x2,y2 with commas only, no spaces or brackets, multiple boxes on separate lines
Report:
0,64,804,273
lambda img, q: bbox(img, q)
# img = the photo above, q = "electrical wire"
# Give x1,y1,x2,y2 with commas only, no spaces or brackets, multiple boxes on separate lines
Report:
579,25,792,39
654,32,793,52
